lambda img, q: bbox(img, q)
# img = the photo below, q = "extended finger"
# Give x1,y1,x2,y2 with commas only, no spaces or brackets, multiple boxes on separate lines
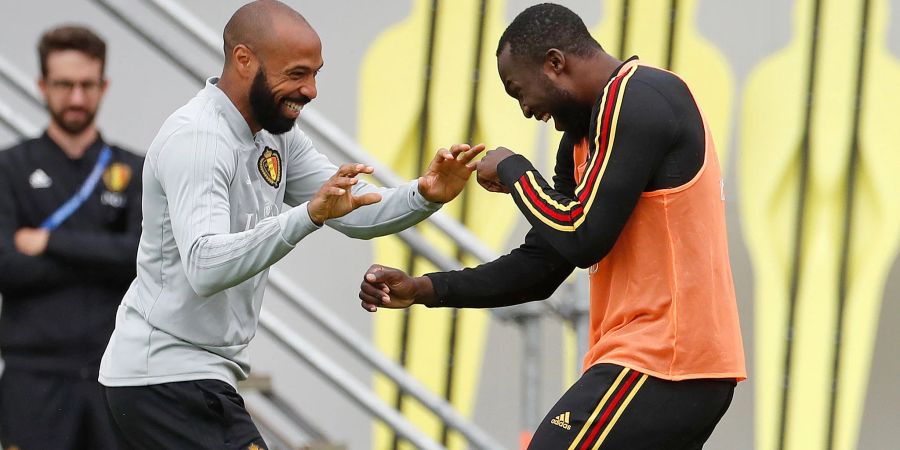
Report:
435,148,454,162
449,144,470,158
337,163,375,178
457,143,486,163
353,192,382,207
328,176,360,189
323,186,347,196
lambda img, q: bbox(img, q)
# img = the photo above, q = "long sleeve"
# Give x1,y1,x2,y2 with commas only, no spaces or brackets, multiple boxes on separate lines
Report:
0,155,78,294
0,250,79,295
157,125,319,298
282,130,441,240
496,76,678,268
424,135,579,308
427,229,575,308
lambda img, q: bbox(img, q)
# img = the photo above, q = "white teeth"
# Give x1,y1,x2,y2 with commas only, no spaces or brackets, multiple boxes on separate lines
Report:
285,101,303,112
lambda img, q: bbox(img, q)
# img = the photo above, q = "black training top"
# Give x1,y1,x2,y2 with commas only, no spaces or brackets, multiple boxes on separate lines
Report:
0,132,143,374
427,58,706,308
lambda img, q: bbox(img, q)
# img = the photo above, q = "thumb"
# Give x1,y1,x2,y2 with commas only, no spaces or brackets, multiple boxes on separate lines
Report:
365,266,388,283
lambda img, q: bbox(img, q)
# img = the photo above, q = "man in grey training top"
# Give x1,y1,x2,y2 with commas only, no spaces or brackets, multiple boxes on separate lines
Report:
99,1,482,448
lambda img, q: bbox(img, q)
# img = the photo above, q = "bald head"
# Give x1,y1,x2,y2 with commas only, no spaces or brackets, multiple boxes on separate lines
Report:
223,0,310,64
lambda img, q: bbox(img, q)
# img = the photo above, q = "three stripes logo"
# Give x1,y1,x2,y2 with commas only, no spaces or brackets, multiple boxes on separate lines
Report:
551,411,572,430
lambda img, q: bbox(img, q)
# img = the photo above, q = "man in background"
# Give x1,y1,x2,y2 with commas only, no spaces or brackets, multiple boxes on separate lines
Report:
0,25,142,449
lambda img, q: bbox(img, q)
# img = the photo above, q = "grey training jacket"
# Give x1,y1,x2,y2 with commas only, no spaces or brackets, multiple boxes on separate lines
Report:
99,79,440,387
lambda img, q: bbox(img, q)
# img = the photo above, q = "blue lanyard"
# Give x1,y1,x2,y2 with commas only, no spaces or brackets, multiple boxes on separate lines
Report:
40,145,113,231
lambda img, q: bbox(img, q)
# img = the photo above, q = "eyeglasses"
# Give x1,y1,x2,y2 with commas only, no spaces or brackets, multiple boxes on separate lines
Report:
46,79,105,94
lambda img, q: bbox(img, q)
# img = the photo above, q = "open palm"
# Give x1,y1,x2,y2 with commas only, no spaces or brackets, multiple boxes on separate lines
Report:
418,144,486,204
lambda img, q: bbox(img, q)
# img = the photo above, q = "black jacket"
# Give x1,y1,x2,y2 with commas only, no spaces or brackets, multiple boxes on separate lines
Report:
0,133,143,373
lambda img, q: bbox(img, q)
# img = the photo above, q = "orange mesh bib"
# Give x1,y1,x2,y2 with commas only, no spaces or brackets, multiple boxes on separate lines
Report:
575,116,746,381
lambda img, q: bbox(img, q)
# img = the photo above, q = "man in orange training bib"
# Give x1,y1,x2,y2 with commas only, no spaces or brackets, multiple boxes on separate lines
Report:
359,3,746,449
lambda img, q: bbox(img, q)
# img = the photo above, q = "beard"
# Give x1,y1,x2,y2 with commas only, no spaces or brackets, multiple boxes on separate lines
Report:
249,68,309,135
540,76,592,138
48,105,95,135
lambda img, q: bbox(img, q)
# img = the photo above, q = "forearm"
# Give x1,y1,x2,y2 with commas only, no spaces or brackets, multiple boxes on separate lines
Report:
181,203,319,297
420,231,575,308
46,230,139,266
0,252,77,294
327,180,440,239
497,155,632,268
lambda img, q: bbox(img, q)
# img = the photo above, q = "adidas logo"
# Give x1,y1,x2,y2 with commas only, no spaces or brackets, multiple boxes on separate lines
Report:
550,411,572,430
29,169,52,189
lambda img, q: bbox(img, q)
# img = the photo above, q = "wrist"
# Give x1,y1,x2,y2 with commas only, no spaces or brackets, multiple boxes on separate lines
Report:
416,178,438,204
497,154,534,188
306,202,325,226
412,276,437,306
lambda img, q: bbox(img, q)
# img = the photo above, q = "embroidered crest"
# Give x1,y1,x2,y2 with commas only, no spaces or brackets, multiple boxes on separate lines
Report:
257,147,282,188
102,163,132,193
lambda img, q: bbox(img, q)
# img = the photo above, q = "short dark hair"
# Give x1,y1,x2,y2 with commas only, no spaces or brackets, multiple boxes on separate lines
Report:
496,3,602,63
38,25,107,77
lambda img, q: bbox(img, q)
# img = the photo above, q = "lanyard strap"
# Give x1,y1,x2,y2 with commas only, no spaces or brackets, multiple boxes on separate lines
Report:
41,145,113,231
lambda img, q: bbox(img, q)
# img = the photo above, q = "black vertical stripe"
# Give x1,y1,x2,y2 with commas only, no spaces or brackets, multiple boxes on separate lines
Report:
618,0,631,59
778,0,823,448
394,2,441,448
665,0,679,70
827,0,871,448
440,0,489,445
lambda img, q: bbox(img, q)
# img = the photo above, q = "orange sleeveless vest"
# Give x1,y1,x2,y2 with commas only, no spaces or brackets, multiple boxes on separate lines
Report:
575,102,746,381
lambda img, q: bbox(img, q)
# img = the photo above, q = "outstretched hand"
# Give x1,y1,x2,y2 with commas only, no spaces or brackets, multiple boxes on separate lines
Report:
307,163,382,226
417,143,486,203
359,264,434,312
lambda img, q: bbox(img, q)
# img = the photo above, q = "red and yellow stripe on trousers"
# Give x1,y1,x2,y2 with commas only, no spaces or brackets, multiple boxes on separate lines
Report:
566,368,649,450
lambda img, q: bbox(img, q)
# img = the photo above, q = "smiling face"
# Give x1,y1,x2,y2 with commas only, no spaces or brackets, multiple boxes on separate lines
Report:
247,22,322,134
497,46,592,138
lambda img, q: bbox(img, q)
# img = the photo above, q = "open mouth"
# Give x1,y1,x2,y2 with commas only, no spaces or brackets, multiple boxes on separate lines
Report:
536,112,551,123
284,99,304,113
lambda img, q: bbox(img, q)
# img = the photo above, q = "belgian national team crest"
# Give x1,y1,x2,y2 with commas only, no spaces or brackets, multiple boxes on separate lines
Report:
258,147,282,188
102,163,132,193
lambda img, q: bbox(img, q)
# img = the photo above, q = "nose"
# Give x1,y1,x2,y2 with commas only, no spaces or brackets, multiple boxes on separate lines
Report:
68,86,87,105
300,79,317,101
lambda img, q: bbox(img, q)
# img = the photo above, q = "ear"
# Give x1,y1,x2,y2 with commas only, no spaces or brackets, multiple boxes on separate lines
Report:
232,44,259,78
543,48,566,79
37,77,47,96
